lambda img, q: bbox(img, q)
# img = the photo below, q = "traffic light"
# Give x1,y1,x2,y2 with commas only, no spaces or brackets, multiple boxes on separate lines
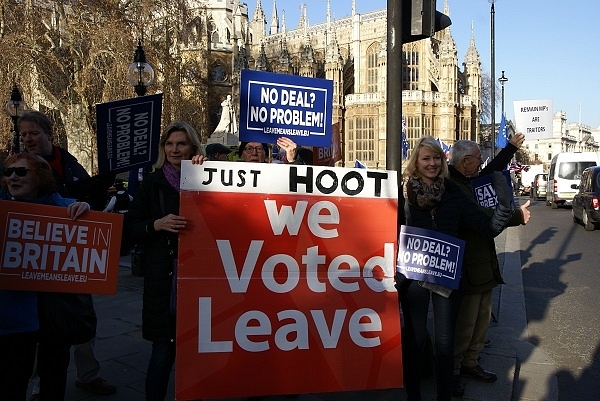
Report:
402,0,451,43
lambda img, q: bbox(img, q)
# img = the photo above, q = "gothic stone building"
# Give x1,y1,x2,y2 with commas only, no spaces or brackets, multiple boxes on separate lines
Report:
190,0,482,167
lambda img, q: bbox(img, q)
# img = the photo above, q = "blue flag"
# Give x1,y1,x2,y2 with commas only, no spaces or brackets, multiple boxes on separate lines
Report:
401,114,409,159
354,159,366,169
495,113,509,149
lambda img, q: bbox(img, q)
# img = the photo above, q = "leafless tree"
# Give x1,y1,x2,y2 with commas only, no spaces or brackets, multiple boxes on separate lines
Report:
0,0,210,171
480,72,506,120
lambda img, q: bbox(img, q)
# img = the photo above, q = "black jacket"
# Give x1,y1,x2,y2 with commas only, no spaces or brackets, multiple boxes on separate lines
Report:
45,146,114,211
125,169,179,342
400,178,510,239
398,177,513,293
448,143,525,294
449,166,525,293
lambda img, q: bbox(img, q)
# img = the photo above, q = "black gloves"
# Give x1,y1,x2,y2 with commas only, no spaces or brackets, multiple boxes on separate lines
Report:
394,272,410,293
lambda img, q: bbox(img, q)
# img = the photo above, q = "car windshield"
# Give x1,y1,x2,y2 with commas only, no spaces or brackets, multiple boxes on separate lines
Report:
558,162,597,180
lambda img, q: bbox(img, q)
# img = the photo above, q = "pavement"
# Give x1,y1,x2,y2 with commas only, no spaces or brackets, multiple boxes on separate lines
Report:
47,225,559,401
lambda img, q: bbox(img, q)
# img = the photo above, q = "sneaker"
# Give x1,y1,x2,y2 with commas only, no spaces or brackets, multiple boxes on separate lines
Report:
75,377,116,395
460,365,497,383
452,375,465,397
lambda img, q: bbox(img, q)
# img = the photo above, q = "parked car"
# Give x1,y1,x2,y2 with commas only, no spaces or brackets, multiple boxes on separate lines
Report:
530,173,548,201
546,152,599,209
571,166,600,231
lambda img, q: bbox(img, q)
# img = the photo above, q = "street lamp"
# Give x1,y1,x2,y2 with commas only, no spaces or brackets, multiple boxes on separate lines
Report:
126,39,155,209
4,83,28,154
489,0,496,155
127,39,155,97
499,70,508,118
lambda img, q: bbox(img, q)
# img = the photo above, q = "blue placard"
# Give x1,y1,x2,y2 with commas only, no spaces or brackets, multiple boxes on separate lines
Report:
396,225,465,290
470,170,514,208
96,94,163,174
239,69,333,147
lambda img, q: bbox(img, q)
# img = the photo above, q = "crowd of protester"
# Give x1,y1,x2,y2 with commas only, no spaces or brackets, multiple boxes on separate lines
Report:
0,109,530,401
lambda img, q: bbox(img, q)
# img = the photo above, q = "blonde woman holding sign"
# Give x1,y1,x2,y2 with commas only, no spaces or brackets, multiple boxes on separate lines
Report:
396,136,513,401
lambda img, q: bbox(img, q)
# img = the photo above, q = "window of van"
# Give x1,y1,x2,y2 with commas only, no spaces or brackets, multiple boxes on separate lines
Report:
558,162,597,180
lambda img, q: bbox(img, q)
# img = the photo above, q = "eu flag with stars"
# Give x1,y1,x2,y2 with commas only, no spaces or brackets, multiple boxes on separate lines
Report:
495,113,509,149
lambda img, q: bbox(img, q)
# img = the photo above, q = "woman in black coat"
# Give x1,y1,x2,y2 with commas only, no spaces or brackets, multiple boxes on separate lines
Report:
396,136,513,401
126,121,203,401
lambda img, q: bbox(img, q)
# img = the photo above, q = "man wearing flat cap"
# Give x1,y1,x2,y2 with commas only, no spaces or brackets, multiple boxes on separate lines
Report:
205,143,232,161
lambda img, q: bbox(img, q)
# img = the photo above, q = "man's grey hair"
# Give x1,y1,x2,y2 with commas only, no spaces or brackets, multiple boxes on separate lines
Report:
449,140,480,165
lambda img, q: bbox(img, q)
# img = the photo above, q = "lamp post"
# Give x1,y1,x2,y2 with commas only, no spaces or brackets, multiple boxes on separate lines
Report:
489,0,496,155
127,39,155,97
4,84,28,154
499,70,508,119
126,39,155,201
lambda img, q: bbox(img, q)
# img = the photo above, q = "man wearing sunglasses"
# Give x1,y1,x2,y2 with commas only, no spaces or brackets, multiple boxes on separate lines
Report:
17,110,117,398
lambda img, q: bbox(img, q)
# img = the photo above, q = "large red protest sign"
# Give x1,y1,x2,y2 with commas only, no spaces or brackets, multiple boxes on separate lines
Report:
0,201,123,294
176,161,401,400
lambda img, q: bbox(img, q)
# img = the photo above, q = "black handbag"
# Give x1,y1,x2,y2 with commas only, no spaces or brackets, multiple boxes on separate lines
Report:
37,292,97,345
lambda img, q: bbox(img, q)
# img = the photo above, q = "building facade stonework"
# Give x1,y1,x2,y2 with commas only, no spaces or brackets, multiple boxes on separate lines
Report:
182,0,483,167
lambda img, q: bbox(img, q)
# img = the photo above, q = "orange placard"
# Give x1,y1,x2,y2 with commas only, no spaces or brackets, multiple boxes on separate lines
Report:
0,201,123,294
176,162,402,400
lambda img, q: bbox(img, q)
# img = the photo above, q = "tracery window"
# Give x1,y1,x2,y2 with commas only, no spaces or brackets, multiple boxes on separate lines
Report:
402,46,419,90
347,116,375,162
366,43,379,93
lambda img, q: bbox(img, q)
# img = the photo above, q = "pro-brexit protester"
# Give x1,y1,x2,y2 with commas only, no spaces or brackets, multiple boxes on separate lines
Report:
448,138,530,395
235,137,307,164
0,152,90,401
124,120,203,401
18,110,116,397
396,136,514,401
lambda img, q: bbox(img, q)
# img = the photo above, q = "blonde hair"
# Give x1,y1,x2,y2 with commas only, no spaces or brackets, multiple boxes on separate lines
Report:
154,121,204,169
403,136,449,180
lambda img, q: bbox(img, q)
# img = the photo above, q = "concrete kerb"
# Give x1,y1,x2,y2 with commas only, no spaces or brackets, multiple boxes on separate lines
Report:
496,226,559,401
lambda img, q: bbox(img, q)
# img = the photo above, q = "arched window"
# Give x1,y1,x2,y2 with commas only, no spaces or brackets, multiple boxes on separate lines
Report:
208,19,219,44
402,45,419,90
366,43,379,93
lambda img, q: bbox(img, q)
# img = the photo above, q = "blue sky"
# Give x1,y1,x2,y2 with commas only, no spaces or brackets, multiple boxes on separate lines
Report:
250,0,600,128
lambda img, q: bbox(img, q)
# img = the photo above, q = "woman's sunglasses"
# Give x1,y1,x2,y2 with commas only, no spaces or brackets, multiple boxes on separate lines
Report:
3,167,31,177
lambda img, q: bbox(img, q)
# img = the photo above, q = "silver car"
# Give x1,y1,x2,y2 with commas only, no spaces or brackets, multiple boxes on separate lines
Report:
531,173,547,201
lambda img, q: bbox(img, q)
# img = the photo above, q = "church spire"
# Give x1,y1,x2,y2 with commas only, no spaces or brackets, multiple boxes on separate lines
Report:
298,3,307,29
464,21,480,65
253,0,265,22
270,0,279,35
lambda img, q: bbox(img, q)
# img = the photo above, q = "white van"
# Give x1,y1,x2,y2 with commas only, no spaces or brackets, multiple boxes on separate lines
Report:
546,152,599,209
